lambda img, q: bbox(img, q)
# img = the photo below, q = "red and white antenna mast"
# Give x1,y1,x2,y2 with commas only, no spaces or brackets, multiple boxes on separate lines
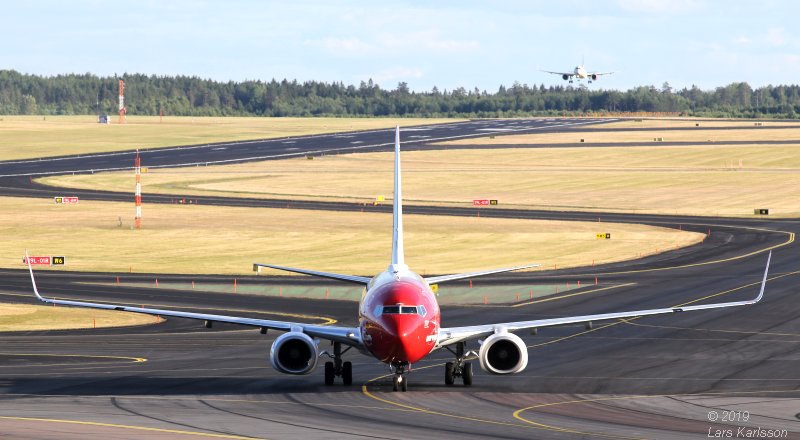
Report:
134,149,142,229
118,79,126,124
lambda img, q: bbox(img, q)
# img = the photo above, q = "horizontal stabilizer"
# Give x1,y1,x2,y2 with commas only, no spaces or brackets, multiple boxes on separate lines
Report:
425,263,539,285
253,262,371,285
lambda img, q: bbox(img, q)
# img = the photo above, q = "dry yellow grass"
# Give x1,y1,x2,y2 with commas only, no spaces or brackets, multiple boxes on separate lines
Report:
601,119,791,129
0,303,158,331
0,196,701,275
41,143,800,217
438,126,800,145
0,115,461,161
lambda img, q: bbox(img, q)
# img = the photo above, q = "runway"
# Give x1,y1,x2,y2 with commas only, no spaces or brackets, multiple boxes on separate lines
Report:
0,119,799,439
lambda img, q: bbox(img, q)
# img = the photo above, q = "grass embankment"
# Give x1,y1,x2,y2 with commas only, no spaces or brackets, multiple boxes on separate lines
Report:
0,196,702,274
41,142,800,217
0,303,158,331
0,115,462,161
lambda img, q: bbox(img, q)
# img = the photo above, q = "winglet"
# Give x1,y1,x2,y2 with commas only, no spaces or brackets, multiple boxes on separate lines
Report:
751,251,771,304
25,250,47,302
390,126,406,272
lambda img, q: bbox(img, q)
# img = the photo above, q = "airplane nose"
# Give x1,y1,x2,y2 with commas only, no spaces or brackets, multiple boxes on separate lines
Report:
381,316,425,362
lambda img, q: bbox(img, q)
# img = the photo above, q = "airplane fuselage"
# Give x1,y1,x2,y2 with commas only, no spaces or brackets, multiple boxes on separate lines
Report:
358,268,440,364
574,65,587,79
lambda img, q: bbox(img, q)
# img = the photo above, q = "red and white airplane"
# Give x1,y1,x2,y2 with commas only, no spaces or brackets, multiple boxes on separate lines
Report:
28,127,771,392
542,65,614,84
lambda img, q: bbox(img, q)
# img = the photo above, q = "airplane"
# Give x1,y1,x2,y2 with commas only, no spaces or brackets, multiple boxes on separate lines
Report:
542,65,614,84
27,127,771,392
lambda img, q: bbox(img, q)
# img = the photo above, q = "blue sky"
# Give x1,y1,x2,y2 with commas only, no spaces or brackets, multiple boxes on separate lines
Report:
3,1,799,92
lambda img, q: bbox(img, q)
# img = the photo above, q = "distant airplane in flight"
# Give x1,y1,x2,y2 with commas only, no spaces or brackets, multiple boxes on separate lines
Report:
28,127,770,392
542,64,615,84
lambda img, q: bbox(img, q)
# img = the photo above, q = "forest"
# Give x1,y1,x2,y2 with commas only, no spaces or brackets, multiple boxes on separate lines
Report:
1,69,798,118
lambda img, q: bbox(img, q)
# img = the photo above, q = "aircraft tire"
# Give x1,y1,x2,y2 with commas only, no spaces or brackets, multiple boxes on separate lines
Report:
342,361,353,385
324,361,335,385
445,362,455,385
462,362,473,386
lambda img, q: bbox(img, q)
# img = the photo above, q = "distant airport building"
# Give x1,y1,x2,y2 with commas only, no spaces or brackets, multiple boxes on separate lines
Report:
98,114,110,124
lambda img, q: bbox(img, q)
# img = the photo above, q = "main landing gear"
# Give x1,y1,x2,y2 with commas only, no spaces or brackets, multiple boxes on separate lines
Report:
391,361,409,392
444,342,474,386
323,342,352,386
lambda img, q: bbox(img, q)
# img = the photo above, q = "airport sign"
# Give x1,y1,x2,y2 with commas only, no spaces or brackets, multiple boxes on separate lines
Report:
25,256,51,265
23,256,66,266
54,196,79,204
473,199,490,206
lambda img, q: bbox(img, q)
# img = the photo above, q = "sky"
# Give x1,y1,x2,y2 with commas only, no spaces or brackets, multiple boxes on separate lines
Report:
3,0,799,92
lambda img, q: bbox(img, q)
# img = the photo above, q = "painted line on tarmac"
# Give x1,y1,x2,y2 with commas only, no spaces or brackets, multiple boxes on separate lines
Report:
0,352,146,368
512,389,800,434
0,416,263,439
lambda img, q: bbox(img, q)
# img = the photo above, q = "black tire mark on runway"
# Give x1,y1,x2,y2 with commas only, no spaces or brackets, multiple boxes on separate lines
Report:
198,399,401,440
286,392,537,440
110,396,245,437
659,395,800,426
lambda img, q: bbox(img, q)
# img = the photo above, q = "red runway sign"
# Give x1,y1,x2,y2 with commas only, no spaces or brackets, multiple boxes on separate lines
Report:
54,196,79,204
24,256,51,265
473,199,490,206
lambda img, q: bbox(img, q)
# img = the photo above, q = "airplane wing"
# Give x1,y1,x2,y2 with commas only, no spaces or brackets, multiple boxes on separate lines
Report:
424,263,539,285
588,71,614,76
26,253,363,347
253,262,371,285
437,252,771,347
541,70,574,77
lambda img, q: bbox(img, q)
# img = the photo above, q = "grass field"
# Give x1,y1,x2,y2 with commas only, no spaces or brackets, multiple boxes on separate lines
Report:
41,142,800,217
0,196,701,275
0,303,158,331
438,123,800,146
0,115,461,161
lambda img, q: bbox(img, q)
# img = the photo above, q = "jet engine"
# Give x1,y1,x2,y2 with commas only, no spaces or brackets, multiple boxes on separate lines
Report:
478,330,528,374
269,331,319,375
562,74,569,80
590,74,598,81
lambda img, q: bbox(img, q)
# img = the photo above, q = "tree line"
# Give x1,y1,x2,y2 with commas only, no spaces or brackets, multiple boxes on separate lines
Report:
1,69,798,118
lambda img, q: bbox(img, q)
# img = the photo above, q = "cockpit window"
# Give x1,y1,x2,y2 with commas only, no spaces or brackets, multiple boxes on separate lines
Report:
401,306,417,314
376,305,427,316
382,305,401,314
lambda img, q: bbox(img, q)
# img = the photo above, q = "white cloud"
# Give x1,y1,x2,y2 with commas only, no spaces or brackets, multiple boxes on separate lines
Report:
766,27,787,46
312,31,479,57
616,0,703,13
733,35,752,45
367,67,424,87
319,37,373,54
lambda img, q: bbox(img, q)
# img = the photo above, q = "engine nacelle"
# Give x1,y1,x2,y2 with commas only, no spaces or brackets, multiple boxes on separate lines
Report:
478,331,528,374
562,74,569,80
590,74,598,81
269,331,319,375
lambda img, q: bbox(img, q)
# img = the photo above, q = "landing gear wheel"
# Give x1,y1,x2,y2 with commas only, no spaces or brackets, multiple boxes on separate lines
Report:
445,362,455,385
324,361,335,386
462,362,473,386
342,361,353,385
392,375,400,392
401,376,408,392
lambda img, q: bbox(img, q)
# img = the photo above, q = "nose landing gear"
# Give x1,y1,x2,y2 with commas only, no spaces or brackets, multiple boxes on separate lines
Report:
444,342,474,386
391,361,409,392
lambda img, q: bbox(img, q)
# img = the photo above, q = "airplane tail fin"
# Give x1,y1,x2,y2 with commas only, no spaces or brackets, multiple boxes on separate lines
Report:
390,126,406,273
